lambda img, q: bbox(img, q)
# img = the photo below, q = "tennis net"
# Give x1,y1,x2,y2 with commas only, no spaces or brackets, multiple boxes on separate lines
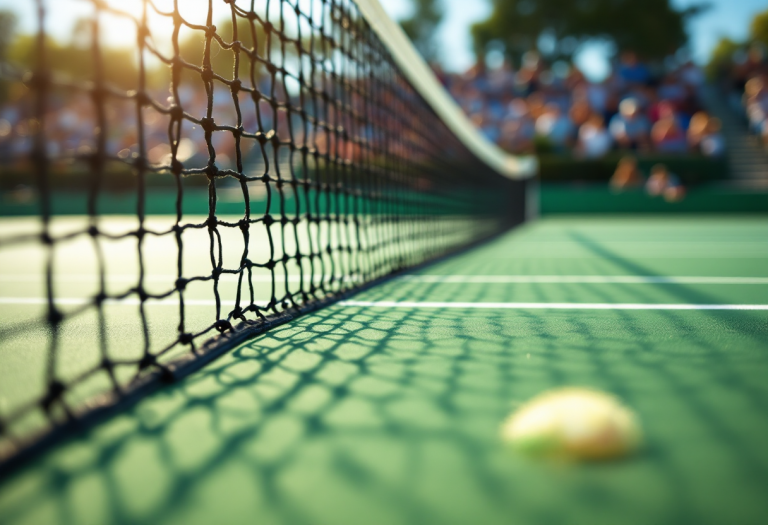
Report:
0,0,533,466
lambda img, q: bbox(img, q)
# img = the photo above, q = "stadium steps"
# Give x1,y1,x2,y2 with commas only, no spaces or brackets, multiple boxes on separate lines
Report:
700,85,768,187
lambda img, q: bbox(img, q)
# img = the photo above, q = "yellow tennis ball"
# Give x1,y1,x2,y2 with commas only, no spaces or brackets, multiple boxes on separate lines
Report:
501,387,642,460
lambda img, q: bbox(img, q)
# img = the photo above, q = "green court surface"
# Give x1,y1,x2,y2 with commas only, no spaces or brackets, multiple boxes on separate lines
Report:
1,216,768,525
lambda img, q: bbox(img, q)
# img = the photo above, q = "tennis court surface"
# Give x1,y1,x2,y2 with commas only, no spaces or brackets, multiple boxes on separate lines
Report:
1,215,768,525
1,0,768,523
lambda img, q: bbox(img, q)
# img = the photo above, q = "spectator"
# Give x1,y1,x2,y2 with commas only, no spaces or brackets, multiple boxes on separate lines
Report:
535,103,574,151
617,51,651,87
609,98,650,149
526,93,548,122
679,61,705,89
700,118,726,157
610,156,644,191
657,74,687,104
487,60,515,96
568,99,592,129
744,76,768,136
714,41,767,149
499,99,535,153
646,164,669,196
585,82,610,115
687,111,710,150
651,115,688,153
646,164,685,202
577,114,613,158
471,113,500,143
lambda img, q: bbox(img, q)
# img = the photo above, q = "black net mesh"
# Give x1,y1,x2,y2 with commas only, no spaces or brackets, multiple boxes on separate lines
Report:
0,0,520,464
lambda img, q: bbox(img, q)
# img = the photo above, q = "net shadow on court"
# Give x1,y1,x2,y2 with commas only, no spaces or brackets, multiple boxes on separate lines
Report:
2,265,768,525
0,0,528,461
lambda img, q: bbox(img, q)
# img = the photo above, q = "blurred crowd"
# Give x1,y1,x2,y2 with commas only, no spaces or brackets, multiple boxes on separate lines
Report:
437,51,725,158
717,45,768,148
0,81,280,172
0,49,740,175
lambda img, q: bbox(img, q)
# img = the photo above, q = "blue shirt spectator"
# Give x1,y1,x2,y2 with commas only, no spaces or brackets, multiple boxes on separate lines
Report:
617,52,651,86
609,98,650,149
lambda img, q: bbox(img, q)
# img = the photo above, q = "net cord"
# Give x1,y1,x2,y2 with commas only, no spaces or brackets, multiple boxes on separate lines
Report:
355,0,538,180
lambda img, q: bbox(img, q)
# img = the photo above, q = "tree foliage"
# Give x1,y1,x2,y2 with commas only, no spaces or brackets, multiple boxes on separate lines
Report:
705,8,768,80
471,0,706,64
399,0,443,63
0,10,17,103
6,33,139,90
1,15,270,96
705,37,742,79
750,8,768,48
0,10,16,58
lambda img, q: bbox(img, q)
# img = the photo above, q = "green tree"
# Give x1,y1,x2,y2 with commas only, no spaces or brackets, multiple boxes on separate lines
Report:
705,8,768,81
0,10,16,58
6,33,138,91
705,37,742,80
471,0,706,64
3,15,270,94
399,0,443,63
0,10,17,103
750,8,768,48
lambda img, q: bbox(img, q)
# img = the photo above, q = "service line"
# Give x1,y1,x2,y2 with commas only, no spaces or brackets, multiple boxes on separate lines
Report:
2,275,767,285
397,275,768,285
339,301,768,311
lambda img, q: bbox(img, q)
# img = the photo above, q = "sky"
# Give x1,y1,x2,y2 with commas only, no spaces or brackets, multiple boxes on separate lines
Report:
0,0,765,80
381,0,767,79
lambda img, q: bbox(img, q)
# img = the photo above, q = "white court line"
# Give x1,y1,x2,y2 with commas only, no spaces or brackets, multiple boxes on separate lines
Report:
2,297,766,311
397,275,768,285
339,301,768,311
0,298,270,306
2,275,768,285
0,274,354,283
